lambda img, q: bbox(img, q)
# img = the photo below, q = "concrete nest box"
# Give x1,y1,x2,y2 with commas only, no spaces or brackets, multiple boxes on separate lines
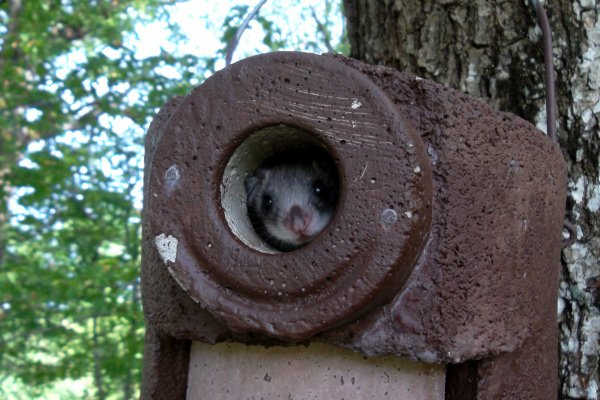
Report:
141,51,567,399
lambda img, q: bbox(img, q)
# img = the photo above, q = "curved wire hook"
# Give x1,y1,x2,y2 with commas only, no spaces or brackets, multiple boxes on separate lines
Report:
225,0,270,67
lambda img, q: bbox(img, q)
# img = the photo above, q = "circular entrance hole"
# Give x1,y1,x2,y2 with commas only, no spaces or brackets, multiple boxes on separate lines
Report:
221,125,339,253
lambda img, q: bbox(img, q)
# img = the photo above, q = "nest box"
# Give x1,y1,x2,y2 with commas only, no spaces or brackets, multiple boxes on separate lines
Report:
141,52,567,399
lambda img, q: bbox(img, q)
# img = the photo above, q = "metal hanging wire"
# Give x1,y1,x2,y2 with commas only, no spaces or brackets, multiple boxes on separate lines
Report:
532,0,577,247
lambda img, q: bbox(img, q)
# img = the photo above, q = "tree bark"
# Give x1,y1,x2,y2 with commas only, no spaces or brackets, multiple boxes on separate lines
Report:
343,0,600,398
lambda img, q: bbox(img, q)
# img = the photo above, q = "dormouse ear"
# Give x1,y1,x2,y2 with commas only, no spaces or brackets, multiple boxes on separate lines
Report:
245,169,268,196
312,158,335,177
245,176,258,194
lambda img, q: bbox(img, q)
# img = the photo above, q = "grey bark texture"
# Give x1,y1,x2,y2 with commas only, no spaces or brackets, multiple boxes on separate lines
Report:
342,0,600,398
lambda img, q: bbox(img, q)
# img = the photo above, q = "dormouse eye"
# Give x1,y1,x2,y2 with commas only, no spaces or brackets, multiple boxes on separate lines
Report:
313,179,331,203
261,194,274,213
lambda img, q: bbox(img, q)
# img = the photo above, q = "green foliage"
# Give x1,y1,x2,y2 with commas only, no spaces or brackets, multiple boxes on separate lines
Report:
0,1,346,399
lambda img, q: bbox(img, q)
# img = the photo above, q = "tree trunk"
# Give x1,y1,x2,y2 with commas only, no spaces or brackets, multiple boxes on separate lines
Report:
343,0,600,398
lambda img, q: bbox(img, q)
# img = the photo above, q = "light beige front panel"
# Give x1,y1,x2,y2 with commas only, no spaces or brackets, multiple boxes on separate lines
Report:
187,341,445,399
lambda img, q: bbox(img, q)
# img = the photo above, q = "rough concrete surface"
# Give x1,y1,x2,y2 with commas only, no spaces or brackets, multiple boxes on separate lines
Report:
140,52,568,400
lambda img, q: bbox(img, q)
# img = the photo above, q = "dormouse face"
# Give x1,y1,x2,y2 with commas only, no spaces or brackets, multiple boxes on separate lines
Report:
245,154,338,252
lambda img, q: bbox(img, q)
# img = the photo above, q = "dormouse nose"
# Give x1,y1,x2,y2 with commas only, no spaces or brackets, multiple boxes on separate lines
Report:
286,205,312,233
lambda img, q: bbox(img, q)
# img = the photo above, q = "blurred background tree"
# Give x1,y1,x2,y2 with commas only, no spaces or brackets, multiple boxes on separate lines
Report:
0,1,346,399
